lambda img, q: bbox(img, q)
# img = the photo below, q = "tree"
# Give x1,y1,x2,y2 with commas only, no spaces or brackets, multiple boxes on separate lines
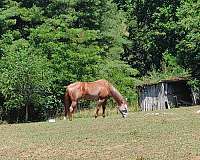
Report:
0,38,53,122
2,0,185,122
175,0,200,94
176,0,200,77
122,0,181,75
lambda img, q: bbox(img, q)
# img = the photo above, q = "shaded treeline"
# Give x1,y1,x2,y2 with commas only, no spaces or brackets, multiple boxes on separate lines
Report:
0,0,199,123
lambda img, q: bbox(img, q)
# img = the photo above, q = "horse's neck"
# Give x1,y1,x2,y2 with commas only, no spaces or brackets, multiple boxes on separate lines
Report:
109,85,124,106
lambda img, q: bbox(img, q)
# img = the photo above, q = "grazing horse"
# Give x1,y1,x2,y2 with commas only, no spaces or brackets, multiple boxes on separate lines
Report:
64,79,128,121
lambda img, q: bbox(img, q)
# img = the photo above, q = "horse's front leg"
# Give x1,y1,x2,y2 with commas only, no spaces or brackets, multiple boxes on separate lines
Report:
95,99,105,118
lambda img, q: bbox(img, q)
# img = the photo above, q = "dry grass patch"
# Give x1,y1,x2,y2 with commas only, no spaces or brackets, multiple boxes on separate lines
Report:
0,106,200,159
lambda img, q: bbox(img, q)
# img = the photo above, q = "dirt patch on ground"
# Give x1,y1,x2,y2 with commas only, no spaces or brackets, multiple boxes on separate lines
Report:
192,156,200,160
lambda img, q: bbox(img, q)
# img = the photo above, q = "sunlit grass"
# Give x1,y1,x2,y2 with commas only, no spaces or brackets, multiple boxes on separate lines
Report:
0,106,200,159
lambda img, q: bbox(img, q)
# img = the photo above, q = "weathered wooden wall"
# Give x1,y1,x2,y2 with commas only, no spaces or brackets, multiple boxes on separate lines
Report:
138,83,168,111
138,80,196,111
192,90,200,105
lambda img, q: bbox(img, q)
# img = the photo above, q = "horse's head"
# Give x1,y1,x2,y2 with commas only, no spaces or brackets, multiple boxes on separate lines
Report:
118,101,128,118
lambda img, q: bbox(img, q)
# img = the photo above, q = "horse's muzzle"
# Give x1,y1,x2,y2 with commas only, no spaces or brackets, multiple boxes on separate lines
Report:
119,109,128,118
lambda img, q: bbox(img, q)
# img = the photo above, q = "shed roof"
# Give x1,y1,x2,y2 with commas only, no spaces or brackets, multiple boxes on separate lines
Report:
137,77,189,88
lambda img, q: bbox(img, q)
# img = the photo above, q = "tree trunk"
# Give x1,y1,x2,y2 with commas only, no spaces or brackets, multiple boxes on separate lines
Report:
25,105,29,122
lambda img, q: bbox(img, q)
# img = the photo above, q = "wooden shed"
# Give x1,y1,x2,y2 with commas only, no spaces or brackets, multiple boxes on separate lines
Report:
137,78,198,111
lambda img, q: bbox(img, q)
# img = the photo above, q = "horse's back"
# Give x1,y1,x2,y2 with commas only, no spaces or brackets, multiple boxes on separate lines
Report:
66,82,82,93
67,82,77,87
87,80,110,98
66,79,111,100
94,79,109,85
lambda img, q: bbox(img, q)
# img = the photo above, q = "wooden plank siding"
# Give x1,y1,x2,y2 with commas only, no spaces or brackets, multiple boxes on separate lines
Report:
139,83,169,111
138,80,198,111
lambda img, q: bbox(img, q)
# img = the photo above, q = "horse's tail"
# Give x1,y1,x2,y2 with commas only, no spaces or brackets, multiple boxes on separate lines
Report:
64,89,71,120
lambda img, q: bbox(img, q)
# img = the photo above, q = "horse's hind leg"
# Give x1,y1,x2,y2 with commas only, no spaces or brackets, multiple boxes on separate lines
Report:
68,101,77,121
102,100,107,118
64,91,71,120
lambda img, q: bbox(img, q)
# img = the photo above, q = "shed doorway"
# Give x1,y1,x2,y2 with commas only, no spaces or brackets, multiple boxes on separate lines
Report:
166,80,193,107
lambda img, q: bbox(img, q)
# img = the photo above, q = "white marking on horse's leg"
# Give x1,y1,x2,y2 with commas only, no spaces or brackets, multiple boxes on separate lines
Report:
95,100,102,118
64,116,66,120
70,107,73,112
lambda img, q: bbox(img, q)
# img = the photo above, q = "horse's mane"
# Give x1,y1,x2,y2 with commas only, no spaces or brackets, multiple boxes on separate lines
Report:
108,83,125,105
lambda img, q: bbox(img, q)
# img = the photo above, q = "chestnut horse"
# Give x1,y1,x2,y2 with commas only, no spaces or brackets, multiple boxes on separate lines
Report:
64,79,128,121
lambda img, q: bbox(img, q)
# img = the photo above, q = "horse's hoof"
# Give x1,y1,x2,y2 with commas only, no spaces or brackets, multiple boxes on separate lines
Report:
102,115,105,118
95,115,98,119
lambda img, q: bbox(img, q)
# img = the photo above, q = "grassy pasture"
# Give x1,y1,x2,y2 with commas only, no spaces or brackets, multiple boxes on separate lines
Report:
0,106,200,160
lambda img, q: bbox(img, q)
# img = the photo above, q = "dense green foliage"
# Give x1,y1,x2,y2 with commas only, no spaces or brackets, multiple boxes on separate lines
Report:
0,0,199,122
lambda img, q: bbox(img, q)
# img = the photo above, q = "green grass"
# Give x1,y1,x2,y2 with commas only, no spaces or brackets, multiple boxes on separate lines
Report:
1,106,200,160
